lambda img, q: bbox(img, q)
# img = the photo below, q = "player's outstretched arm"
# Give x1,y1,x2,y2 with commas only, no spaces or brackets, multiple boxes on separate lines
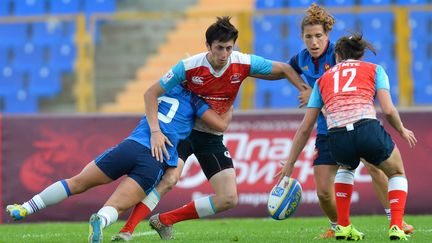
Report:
376,89,417,148
275,108,320,183
201,106,233,132
144,82,173,162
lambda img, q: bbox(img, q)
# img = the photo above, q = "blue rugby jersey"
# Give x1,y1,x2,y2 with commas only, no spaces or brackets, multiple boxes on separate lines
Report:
288,41,336,135
127,84,209,166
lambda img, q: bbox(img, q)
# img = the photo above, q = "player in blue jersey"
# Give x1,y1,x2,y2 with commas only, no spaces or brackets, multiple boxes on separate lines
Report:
5,82,233,243
284,3,413,238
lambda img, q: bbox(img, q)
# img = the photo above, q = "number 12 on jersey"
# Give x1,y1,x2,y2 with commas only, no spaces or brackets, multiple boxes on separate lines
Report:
333,68,357,93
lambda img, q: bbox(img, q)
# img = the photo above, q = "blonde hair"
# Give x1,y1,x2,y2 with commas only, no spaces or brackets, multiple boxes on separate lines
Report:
301,3,335,34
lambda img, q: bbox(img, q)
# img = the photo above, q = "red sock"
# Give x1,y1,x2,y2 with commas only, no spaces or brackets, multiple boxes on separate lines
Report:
120,202,151,233
335,183,353,226
159,201,199,225
389,190,407,229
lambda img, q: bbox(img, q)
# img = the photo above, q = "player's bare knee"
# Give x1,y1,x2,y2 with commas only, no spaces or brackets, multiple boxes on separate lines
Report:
159,173,180,194
220,193,238,210
317,190,332,202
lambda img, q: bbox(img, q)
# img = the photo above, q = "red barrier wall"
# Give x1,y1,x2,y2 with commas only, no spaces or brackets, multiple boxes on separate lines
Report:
1,111,431,223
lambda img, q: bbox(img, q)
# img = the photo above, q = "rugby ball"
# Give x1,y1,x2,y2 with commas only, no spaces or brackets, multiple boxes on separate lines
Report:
267,176,302,220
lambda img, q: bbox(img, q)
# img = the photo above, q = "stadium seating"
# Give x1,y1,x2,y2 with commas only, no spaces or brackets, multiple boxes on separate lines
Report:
0,23,28,45
49,0,82,14
13,0,46,16
414,80,432,104
49,42,76,72
396,0,427,5
358,12,394,40
32,22,64,44
323,0,355,7
0,66,24,96
84,0,116,14
3,91,38,113
255,0,284,9
28,66,61,97
331,13,357,40
13,42,46,70
0,0,11,16
360,0,392,5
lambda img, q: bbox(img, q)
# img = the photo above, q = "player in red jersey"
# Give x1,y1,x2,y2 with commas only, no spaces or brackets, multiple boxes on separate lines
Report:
111,16,310,241
277,33,416,241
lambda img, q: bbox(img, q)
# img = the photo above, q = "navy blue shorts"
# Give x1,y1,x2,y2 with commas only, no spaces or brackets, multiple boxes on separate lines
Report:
313,134,338,166
327,119,395,170
95,139,168,195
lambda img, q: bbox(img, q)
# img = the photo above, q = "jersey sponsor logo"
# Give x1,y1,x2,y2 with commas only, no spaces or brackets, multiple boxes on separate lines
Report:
324,63,330,71
302,65,309,71
192,76,204,85
161,70,174,84
230,73,242,84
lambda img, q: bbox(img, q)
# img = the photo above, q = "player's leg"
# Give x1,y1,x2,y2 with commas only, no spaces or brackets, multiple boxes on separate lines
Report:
363,160,414,234
89,177,147,243
376,147,408,240
312,135,338,238
150,149,235,240
112,139,192,241
112,159,185,241
91,143,167,243
6,160,112,221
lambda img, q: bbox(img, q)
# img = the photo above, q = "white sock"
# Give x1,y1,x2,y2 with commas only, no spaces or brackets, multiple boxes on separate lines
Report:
335,169,355,185
22,180,70,215
330,221,337,230
97,206,118,229
384,208,391,220
194,196,216,218
142,188,160,211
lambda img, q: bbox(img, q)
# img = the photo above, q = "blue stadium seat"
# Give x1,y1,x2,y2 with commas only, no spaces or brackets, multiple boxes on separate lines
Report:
13,0,46,16
253,15,284,41
49,42,76,71
286,0,314,7
0,66,23,95
32,22,64,44
0,46,10,66
0,0,11,16
28,66,61,96
410,40,429,63
331,14,357,40
3,91,38,113
358,12,394,40
255,81,298,108
363,39,394,64
285,14,302,40
412,61,432,85
414,80,432,104
360,0,391,5
323,0,355,7
49,0,82,14
396,0,427,5
255,0,284,9
0,23,28,45
84,0,115,13
254,40,284,61
409,12,431,39
13,42,46,70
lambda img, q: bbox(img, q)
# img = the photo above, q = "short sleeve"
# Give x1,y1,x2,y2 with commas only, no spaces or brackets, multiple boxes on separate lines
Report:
250,55,272,75
159,61,187,91
375,65,390,90
307,81,324,108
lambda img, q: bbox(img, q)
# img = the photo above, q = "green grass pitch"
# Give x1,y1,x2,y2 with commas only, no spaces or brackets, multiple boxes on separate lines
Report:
0,215,431,242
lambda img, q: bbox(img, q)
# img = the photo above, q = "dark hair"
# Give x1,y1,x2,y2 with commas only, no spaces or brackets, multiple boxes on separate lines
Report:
205,16,238,45
335,33,377,60
301,3,335,34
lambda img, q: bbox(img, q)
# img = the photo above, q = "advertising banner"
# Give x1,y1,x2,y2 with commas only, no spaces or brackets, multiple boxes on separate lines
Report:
1,111,431,223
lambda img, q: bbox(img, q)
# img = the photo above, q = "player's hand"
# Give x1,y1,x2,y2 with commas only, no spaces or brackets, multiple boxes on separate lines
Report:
298,83,311,108
150,131,174,162
400,127,417,148
274,160,295,184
